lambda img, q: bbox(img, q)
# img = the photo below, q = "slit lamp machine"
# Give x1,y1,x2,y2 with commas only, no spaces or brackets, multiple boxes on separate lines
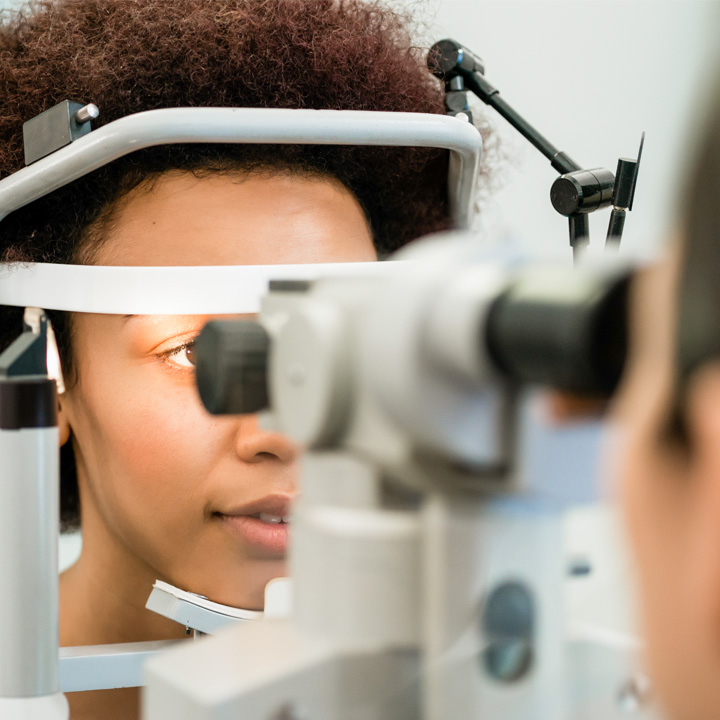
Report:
0,40,653,720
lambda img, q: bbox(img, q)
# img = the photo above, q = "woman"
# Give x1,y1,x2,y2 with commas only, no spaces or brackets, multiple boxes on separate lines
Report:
0,0,486,717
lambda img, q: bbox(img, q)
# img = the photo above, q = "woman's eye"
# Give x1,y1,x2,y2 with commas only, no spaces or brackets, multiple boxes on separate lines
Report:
162,341,197,369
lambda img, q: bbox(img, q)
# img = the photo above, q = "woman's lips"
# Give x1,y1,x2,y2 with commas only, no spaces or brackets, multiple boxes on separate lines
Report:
216,514,289,555
214,495,293,556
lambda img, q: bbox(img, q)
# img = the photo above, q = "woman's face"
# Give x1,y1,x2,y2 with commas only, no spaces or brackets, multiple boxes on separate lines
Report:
60,171,377,609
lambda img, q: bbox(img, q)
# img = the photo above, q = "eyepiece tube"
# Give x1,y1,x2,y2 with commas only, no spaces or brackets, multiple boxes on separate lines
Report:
195,319,270,415
485,267,630,396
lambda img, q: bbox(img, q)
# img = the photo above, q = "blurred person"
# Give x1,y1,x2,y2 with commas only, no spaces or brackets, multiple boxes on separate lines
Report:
609,85,720,719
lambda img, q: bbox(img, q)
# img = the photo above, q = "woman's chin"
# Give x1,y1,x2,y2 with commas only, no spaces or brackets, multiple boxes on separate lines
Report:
169,562,288,611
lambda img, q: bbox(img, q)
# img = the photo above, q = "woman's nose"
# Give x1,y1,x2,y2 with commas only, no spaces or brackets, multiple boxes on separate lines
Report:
233,413,299,464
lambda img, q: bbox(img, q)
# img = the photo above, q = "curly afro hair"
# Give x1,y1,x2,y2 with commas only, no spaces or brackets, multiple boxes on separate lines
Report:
0,0,473,530
0,0,452,257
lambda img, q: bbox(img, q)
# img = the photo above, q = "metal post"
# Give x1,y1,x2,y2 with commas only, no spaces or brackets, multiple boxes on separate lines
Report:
0,428,68,718
422,493,567,720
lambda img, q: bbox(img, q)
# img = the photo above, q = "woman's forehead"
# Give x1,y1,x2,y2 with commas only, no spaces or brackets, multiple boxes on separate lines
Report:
91,171,376,267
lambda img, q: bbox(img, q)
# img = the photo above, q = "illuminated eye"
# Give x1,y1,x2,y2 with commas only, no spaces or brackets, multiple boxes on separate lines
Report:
165,341,197,369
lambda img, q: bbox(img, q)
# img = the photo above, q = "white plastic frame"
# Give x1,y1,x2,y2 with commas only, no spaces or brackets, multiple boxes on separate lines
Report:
0,107,481,314
0,261,405,314
0,107,481,227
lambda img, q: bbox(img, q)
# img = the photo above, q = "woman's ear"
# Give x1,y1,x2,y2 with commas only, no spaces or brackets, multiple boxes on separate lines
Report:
58,394,71,447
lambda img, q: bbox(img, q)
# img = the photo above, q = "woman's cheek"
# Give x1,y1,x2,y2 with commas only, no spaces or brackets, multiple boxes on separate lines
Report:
94,374,220,504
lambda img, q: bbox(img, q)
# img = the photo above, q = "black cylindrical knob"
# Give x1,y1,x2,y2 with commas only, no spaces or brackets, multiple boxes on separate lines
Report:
485,269,630,395
0,377,57,429
612,158,639,209
195,320,270,415
550,168,615,216
428,39,485,80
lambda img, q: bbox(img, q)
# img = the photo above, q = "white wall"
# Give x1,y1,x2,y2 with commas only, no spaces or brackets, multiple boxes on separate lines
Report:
429,0,719,257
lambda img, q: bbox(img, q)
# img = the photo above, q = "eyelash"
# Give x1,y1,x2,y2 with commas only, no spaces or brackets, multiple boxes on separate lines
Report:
159,340,197,371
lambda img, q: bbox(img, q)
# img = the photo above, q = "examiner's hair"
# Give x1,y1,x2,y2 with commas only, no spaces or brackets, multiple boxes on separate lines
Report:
0,0,484,530
668,87,720,445
676,90,720,383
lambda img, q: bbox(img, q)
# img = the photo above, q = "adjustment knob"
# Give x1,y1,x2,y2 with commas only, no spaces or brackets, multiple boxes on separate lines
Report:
550,168,615,216
195,320,270,415
428,39,485,80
